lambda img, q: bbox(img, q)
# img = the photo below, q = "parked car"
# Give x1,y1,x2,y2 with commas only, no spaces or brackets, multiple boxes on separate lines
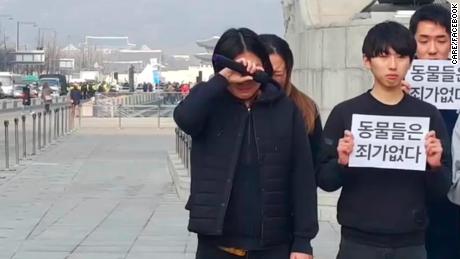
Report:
0,72,25,98
119,82,130,92
12,85,25,98
39,78,61,97
39,74,68,95
12,84,38,99
0,84,5,98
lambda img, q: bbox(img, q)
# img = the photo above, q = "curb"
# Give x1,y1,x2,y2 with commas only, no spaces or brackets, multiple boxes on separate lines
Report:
167,151,190,201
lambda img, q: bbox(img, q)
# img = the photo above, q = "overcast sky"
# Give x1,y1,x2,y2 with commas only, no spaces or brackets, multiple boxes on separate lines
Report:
0,0,284,54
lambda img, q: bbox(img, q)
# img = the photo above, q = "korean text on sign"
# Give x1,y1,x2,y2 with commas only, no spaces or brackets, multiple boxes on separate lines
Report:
349,114,430,171
406,59,460,110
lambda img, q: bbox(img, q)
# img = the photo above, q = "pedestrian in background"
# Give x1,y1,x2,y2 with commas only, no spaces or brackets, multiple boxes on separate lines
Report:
81,83,88,100
180,83,190,101
70,84,82,116
41,82,53,113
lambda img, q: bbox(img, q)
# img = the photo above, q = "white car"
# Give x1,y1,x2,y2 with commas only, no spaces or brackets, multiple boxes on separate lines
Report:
12,85,25,98
0,72,24,98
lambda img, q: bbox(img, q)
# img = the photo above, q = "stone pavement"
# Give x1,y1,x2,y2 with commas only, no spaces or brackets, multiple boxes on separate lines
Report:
0,122,340,259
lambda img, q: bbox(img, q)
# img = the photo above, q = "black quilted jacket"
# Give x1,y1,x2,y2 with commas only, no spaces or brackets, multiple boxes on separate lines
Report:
174,74,318,254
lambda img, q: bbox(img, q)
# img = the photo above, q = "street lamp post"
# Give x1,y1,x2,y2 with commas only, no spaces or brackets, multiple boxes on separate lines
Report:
0,15,13,70
36,27,57,74
37,27,56,49
0,14,13,37
37,28,57,73
16,21,37,51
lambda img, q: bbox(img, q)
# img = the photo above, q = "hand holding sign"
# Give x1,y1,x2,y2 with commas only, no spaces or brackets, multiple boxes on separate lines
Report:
425,131,443,169
348,114,430,171
337,130,354,166
401,80,411,94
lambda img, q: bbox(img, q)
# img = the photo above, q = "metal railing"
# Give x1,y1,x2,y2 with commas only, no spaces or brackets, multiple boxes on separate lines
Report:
0,96,68,114
79,92,184,129
0,101,77,171
175,128,191,172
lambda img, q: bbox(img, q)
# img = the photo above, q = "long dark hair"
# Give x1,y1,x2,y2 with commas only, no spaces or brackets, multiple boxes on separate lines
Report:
259,34,318,134
212,28,273,76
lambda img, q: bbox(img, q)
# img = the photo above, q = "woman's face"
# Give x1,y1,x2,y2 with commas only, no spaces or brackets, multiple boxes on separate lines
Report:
269,54,287,88
227,51,262,101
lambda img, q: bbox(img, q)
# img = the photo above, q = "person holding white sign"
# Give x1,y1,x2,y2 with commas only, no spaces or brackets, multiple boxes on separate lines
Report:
407,4,457,136
317,21,452,259
450,117,460,206
408,4,460,259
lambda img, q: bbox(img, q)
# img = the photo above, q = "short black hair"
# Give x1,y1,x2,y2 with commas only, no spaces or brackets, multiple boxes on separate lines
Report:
362,21,416,60
409,4,451,35
212,28,273,76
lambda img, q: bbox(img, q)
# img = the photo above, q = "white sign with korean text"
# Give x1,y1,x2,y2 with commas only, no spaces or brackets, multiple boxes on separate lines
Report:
406,60,460,110
349,114,430,171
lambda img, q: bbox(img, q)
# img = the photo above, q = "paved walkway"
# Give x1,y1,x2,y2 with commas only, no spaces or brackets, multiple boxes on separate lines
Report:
0,122,340,259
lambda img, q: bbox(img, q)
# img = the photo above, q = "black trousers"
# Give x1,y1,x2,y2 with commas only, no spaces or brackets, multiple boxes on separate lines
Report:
426,198,460,259
195,240,290,259
337,238,426,259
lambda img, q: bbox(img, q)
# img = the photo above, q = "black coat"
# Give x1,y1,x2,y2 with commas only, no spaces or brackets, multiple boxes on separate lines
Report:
174,75,318,254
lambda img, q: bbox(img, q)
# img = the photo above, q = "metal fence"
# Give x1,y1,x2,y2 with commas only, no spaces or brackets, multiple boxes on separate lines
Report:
0,101,77,171
81,92,184,128
0,92,184,170
175,128,191,172
0,96,68,113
